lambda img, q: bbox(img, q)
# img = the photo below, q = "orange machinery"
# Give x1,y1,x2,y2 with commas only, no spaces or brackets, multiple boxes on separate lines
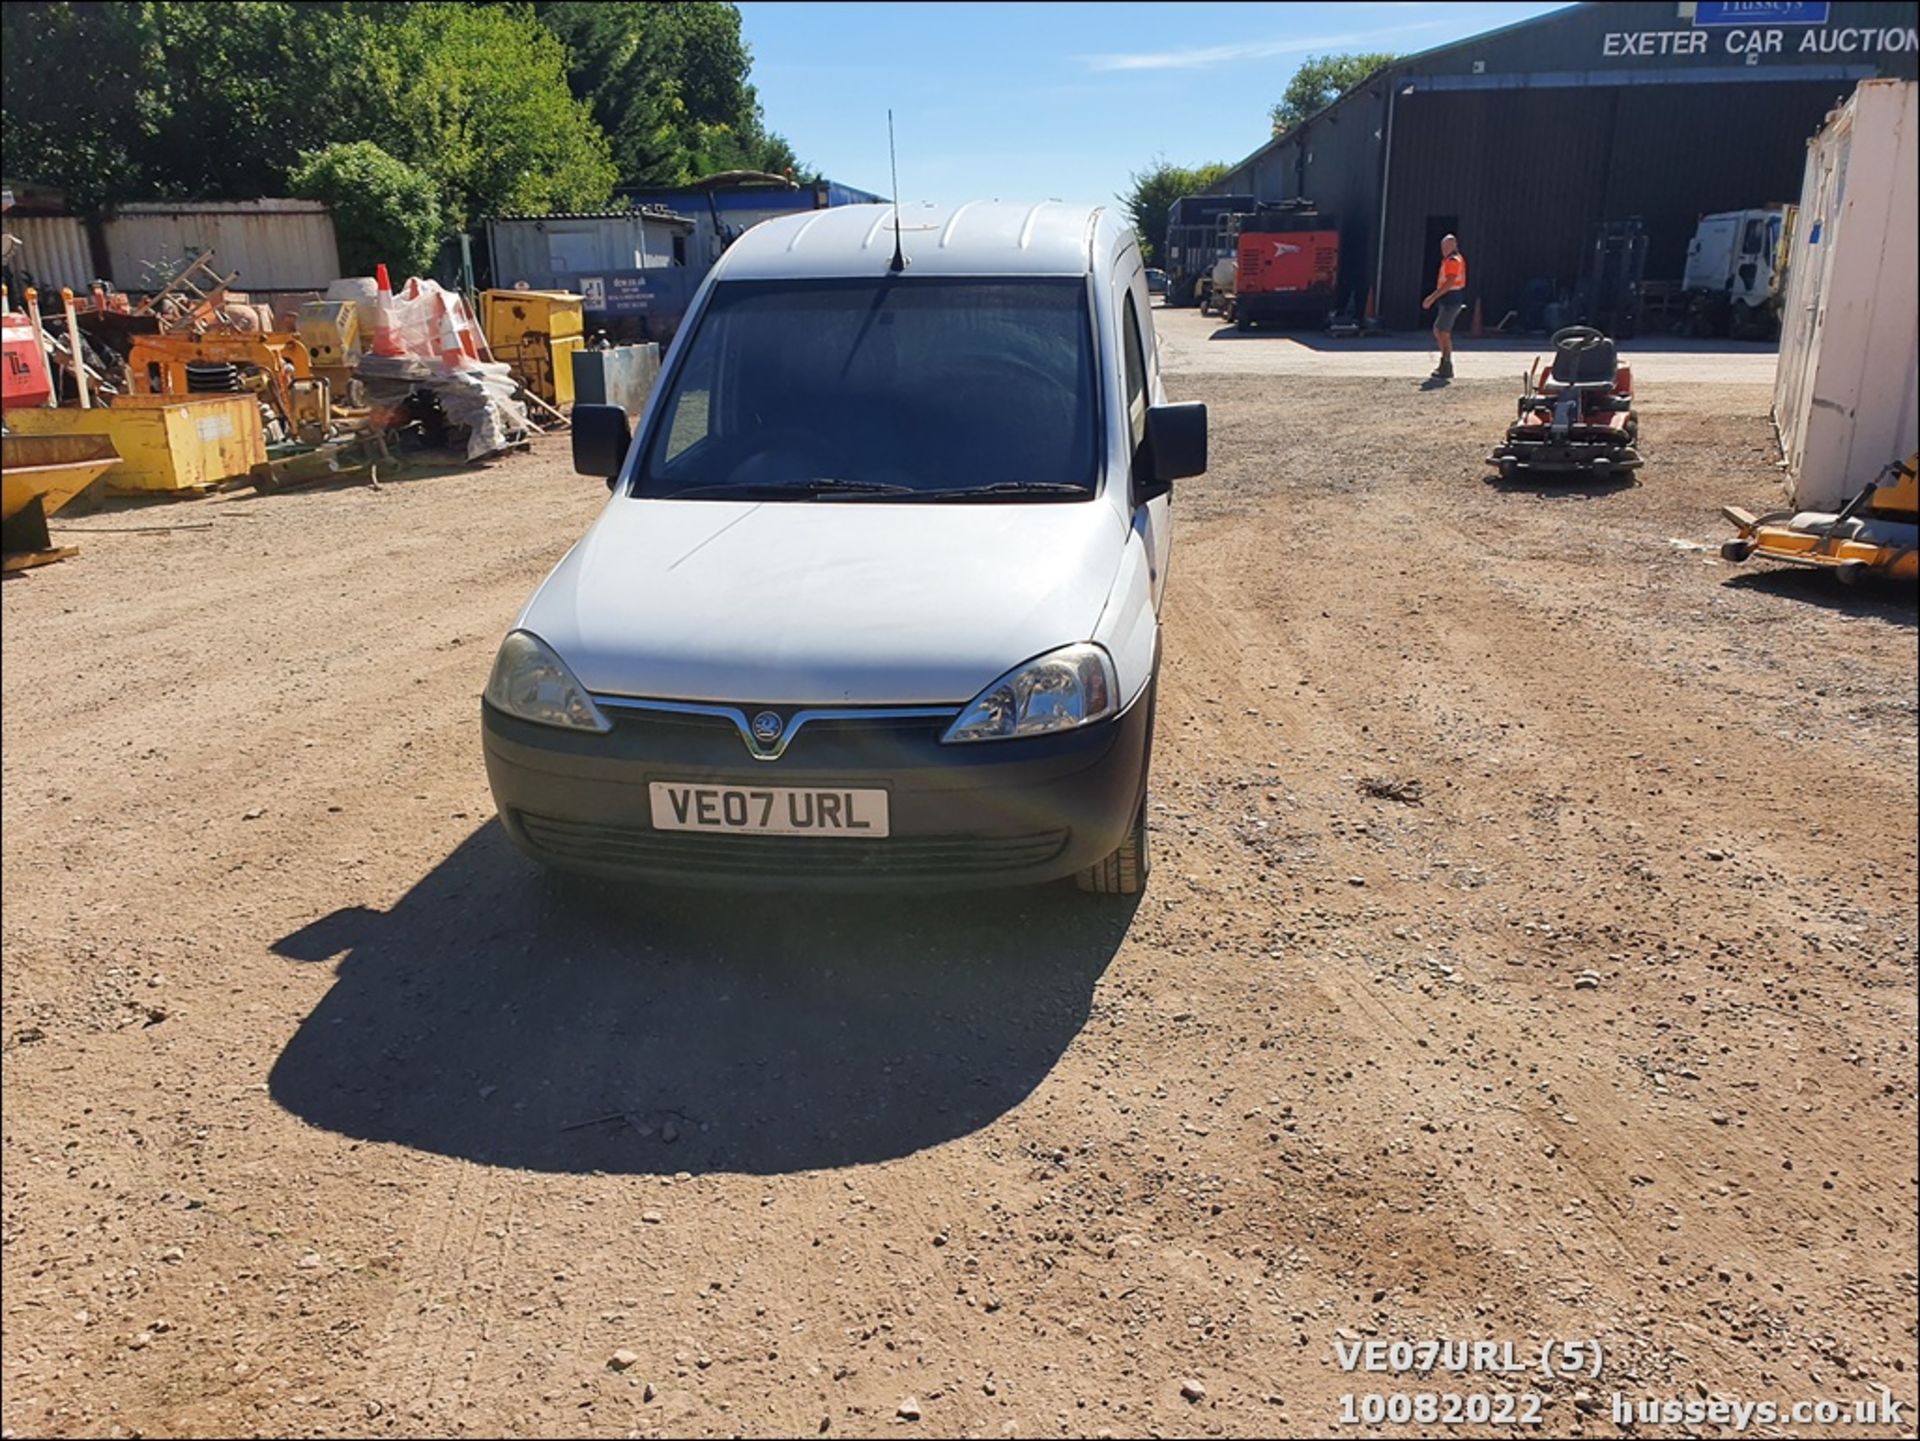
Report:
1230,199,1340,331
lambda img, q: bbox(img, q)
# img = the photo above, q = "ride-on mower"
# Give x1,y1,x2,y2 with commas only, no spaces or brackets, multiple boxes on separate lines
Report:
1487,326,1642,481
1720,453,1919,585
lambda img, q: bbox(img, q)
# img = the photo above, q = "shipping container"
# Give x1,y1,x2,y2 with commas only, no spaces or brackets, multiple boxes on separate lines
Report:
1773,79,1919,510
484,210,701,342
485,211,694,289
618,180,885,271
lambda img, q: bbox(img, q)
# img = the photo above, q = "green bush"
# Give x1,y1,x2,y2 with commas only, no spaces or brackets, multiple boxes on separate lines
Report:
1122,160,1232,270
291,141,444,280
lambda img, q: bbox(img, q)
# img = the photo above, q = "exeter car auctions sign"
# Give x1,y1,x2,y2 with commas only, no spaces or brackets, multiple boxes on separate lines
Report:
1602,9,1917,61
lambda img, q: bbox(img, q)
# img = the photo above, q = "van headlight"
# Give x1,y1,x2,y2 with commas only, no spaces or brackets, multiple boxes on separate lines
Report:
942,644,1118,743
484,630,610,733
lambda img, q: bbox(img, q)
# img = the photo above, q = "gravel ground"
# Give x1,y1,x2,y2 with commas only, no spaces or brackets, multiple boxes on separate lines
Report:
3,345,1915,1438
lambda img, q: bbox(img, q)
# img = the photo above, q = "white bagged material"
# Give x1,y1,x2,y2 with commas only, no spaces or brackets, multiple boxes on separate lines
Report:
352,276,528,459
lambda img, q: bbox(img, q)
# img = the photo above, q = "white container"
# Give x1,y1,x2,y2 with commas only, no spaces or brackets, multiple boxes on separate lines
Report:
1773,79,1919,512
485,211,691,289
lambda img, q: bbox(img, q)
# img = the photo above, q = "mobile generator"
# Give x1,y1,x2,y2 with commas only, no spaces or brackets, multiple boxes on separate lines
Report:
1230,200,1339,331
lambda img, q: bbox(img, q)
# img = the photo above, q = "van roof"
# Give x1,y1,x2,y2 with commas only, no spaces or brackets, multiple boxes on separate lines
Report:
714,200,1113,281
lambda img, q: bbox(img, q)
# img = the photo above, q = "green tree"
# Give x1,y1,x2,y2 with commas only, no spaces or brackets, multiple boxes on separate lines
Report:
2,1,622,223
0,1,372,207
358,4,617,226
535,1,802,186
1121,159,1232,269
291,141,444,277
0,1,162,207
1269,52,1399,135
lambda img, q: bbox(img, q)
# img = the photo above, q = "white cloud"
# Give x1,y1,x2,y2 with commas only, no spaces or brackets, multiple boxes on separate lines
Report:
1080,19,1452,73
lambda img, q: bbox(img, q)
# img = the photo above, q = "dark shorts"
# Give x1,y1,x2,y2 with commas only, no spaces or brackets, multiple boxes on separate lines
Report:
1435,298,1467,334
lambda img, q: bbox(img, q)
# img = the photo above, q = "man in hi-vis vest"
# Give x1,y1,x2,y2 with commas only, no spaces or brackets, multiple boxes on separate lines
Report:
1422,234,1467,380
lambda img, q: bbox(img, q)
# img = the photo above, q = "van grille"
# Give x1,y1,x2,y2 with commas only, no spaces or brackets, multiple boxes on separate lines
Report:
599,707,952,764
515,813,1069,879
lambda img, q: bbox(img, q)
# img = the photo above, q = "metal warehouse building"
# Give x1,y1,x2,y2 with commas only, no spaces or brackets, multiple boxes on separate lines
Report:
1209,1,1918,329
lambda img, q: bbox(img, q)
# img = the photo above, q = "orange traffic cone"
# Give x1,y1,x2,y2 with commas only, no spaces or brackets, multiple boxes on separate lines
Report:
431,292,471,370
370,263,404,358
452,294,481,360
1471,299,1484,339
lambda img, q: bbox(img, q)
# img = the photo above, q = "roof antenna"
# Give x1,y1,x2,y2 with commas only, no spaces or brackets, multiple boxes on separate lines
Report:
887,109,906,274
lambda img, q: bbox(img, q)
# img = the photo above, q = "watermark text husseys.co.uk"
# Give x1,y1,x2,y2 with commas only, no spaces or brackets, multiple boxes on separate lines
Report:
1614,1391,1906,1430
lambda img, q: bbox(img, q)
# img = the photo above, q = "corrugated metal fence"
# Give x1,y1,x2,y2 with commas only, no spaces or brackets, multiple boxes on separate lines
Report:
104,201,340,293
5,200,340,299
5,215,94,291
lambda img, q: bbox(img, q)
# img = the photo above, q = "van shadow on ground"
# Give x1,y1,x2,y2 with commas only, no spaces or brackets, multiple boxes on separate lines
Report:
268,822,1133,1176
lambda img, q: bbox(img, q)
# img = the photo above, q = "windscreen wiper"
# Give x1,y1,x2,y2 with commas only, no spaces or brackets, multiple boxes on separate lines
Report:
664,478,916,499
923,481,1094,501
791,477,917,496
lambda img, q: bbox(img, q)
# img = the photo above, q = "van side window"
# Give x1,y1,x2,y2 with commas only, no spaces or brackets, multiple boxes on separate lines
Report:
1122,290,1148,447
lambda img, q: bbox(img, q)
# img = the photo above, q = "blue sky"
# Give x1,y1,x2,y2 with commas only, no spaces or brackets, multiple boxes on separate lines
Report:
737,1,1572,206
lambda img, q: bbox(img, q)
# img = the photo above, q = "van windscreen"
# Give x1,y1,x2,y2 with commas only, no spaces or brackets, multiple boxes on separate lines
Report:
635,277,1099,502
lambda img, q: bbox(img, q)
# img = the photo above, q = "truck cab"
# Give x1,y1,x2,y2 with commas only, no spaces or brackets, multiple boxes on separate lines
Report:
1682,205,1795,339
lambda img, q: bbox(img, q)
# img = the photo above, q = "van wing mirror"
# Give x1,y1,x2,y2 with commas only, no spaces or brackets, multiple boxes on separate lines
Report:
572,404,633,488
1136,401,1208,502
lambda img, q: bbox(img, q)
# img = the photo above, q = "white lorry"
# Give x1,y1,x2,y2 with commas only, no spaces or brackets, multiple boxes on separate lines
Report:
1681,205,1795,341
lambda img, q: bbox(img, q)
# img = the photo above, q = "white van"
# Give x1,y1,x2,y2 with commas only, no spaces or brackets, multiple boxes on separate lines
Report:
482,200,1206,894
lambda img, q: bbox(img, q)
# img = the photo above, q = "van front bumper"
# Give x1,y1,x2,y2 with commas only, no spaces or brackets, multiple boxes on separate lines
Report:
481,690,1151,890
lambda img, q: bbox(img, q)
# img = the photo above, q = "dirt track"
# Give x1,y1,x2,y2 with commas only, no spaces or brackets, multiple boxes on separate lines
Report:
4,339,1916,1438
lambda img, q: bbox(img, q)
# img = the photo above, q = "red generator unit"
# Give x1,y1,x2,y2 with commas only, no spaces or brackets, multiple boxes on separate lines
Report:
1232,200,1339,331
2,311,55,411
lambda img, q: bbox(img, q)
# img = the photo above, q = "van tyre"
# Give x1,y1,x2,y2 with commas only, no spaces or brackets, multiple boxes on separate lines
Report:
1077,678,1156,895
1077,793,1150,894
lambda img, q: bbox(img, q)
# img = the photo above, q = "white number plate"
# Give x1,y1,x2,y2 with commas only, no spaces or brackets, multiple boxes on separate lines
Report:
648,782,890,838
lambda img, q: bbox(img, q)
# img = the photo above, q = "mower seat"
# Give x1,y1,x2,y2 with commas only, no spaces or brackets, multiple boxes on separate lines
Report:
1546,327,1619,390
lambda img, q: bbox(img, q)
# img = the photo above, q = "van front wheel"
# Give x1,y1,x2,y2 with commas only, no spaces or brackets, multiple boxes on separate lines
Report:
1076,793,1151,894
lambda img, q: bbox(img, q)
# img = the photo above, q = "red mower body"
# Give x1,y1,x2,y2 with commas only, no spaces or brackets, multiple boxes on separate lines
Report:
1488,327,1642,480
